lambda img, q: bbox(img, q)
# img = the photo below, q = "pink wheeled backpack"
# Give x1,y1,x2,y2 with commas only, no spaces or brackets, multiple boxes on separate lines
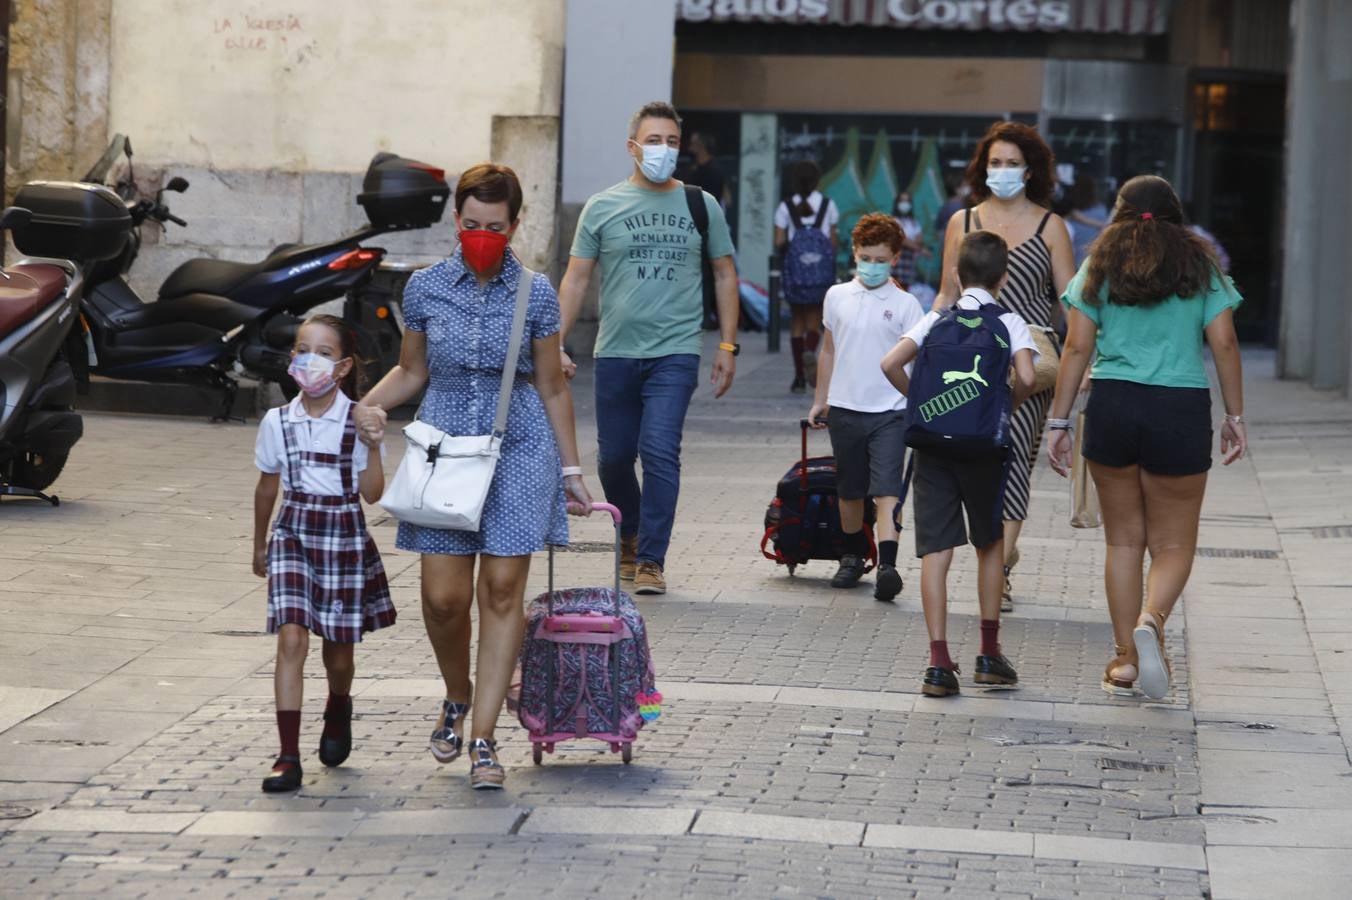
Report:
516,502,659,764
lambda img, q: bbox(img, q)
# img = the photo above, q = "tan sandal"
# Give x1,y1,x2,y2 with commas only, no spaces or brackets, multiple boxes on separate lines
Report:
1132,610,1171,700
1102,642,1139,696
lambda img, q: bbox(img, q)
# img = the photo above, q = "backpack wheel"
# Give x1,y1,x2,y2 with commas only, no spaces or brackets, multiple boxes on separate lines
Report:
532,744,543,765
787,564,797,576
621,743,632,764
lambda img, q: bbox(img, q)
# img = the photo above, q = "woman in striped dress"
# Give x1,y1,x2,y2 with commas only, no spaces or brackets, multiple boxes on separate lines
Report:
934,122,1076,610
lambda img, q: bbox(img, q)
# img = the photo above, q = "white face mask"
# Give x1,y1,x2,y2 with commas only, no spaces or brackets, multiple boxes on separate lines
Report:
986,167,1027,200
896,201,913,215
634,143,678,183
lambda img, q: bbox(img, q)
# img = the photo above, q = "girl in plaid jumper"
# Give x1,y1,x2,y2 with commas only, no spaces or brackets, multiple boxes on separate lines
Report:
253,315,396,793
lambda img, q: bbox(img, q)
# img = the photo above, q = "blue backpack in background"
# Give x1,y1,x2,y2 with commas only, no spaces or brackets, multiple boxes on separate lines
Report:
903,302,1014,458
782,198,835,303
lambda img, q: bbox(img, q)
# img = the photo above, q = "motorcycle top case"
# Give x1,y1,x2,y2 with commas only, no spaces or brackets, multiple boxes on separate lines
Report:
12,181,133,262
357,153,451,229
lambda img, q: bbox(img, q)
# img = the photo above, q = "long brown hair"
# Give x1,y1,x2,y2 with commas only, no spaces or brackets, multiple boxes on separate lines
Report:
1081,175,1221,308
299,313,367,398
964,121,1056,207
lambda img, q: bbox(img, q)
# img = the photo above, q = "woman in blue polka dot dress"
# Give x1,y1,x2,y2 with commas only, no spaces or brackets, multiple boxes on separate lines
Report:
356,163,593,790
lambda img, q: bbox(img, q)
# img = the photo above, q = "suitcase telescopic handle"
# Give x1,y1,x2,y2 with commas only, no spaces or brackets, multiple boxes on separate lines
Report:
548,502,624,616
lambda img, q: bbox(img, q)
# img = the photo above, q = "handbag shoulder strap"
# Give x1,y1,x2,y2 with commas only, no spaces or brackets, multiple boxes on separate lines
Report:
493,261,535,438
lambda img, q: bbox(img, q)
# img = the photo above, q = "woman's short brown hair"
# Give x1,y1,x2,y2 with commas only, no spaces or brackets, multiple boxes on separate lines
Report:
964,121,1056,207
454,163,524,221
851,212,904,252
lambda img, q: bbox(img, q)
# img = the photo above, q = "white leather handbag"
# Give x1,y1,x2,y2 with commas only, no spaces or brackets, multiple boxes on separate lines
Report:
379,265,534,531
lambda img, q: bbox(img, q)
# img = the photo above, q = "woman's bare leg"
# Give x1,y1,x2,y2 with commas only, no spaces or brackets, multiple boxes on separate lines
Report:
1090,462,1148,653
469,554,531,741
421,554,476,705
1141,470,1208,621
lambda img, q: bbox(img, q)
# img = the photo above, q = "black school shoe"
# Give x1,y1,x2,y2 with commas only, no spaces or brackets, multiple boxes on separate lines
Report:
831,555,867,588
974,654,1019,686
922,665,961,697
873,564,903,602
262,756,303,793
319,697,353,767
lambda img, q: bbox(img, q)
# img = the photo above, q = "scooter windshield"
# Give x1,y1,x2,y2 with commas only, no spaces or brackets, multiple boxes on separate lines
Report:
82,135,128,184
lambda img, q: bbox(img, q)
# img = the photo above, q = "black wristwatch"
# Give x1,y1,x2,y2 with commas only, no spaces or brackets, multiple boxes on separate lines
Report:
719,342,741,356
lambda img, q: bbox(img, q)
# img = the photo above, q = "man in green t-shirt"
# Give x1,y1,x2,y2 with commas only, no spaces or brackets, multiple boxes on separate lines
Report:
558,101,740,596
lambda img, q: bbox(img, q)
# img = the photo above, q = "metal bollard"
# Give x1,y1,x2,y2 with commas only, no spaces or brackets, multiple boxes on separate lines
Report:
767,256,782,354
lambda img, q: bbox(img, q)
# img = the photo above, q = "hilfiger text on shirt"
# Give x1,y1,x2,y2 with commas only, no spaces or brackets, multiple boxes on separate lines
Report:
622,209,699,282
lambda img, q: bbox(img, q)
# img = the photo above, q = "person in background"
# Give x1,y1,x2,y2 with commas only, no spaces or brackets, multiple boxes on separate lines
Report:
774,160,840,393
807,213,926,601
1067,173,1109,269
892,189,935,307
686,131,730,331
933,171,970,237
558,101,740,597
881,231,1038,697
1184,202,1231,274
1049,175,1246,701
935,121,1076,613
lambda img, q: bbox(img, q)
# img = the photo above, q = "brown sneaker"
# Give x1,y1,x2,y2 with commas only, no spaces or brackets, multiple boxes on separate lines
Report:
633,561,666,595
620,535,638,581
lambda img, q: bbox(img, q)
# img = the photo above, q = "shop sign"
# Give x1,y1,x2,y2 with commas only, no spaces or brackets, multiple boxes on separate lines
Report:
677,0,1171,34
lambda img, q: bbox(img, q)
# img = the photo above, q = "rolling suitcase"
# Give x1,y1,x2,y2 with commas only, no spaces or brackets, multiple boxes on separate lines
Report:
517,502,659,764
761,418,878,576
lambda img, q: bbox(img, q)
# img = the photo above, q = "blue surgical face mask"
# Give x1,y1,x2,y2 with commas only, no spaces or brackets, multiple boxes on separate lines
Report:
634,142,678,183
856,260,891,289
986,167,1027,200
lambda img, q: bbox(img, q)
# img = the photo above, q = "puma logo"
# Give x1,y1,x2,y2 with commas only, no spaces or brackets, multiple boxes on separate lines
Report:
942,356,989,387
957,315,983,329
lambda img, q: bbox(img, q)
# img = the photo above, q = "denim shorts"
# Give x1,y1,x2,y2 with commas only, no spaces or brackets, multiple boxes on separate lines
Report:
1083,379,1213,476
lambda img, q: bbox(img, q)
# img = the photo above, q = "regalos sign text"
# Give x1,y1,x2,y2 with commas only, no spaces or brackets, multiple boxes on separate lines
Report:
677,0,1171,34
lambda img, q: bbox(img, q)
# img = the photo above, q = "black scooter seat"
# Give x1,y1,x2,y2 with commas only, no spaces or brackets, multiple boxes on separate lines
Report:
114,291,260,333
158,237,362,300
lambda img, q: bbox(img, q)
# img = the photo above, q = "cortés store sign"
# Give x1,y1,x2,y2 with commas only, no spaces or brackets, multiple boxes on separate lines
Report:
677,0,1170,34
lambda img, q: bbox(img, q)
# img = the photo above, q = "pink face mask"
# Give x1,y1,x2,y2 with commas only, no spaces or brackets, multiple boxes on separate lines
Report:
288,352,338,397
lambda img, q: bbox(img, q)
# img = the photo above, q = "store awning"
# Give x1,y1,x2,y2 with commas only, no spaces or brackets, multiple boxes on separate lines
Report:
676,0,1173,35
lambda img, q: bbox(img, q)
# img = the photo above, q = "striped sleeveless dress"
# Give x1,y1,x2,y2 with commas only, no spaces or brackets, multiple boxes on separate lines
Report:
964,208,1056,522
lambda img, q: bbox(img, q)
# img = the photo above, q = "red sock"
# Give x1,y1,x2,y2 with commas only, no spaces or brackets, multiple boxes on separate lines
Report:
981,619,1001,657
804,330,820,354
929,640,953,670
276,710,301,760
790,336,805,376
322,693,351,741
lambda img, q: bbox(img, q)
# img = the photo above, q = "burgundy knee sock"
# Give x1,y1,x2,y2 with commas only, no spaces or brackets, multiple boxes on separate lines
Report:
804,330,820,354
321,692,351,742
980,619,1001,657
790,336,805,376
276,710,301,761
929,640,953,670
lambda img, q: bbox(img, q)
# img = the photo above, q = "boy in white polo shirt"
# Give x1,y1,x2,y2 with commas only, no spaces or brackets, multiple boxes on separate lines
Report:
881,230,1038,697
808,213,926,601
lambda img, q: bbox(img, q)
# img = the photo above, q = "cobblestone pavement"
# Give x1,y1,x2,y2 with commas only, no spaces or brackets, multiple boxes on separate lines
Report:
1,339,1349,898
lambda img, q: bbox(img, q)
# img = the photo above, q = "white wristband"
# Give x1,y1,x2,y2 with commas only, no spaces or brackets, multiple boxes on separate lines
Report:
561,466,583,477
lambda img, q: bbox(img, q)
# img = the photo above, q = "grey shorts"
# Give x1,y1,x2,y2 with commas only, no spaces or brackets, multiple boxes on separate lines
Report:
826,407,907,500
912,449,1008,558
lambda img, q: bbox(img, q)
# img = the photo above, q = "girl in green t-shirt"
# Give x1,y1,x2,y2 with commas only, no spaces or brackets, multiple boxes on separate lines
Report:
1046,174,1247,702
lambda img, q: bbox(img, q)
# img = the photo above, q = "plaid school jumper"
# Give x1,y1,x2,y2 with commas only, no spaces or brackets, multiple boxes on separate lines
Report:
266,404,396,643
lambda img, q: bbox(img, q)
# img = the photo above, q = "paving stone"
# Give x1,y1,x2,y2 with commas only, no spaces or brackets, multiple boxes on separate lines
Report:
693,809,864,845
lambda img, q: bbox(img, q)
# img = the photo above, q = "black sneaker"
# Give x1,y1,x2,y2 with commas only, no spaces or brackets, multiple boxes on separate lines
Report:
830,555,866,588
790,374,807,393
922,665,961,697
873,564,903,603
974,654,1019,686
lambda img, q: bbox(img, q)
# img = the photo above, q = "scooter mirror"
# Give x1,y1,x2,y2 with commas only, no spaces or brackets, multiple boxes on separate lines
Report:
165,177,189,193
0,207,33,231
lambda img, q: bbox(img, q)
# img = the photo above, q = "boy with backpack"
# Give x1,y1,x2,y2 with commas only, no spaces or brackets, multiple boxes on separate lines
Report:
807,213,925,601
880,231,1038,697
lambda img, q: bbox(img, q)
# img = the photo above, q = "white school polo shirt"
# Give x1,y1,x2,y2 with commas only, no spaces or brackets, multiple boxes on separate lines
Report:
903,288,1040,361
824,278,927,413
254,392,375,495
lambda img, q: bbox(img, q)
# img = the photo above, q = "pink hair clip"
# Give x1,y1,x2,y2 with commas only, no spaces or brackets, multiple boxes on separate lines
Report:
1141,212,1154,221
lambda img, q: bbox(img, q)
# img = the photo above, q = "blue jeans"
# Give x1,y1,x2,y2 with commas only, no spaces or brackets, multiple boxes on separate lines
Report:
594,354,700,568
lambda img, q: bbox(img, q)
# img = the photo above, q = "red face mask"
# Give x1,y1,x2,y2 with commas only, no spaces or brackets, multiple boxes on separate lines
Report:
459,228,509,273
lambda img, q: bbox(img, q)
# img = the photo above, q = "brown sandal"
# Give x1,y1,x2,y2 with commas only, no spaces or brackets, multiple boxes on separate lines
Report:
1133,610,1172,700
1102,642,1139,696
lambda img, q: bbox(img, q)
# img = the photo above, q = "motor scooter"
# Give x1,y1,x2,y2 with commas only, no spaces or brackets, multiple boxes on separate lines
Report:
29,136,448,419
0,195,132,505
